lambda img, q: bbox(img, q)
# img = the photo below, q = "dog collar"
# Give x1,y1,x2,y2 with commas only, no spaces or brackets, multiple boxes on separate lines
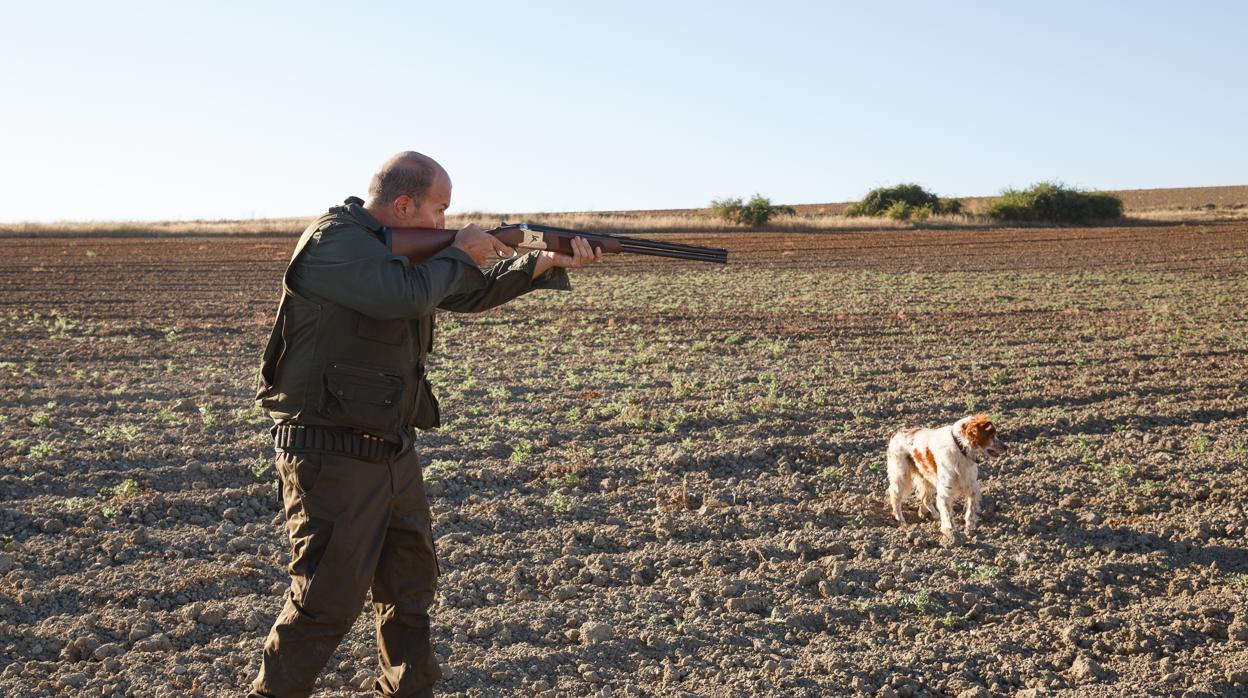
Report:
950,426,970,457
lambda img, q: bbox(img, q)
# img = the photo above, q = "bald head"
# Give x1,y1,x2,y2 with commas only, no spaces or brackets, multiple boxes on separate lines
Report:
363,151,452,228
366,151,448,210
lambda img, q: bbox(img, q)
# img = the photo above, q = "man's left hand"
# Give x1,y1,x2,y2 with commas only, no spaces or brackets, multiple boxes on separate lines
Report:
532,236,603,278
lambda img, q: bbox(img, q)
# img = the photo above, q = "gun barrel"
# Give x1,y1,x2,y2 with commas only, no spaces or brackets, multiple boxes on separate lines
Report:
518,222,728,263
617,241,727,263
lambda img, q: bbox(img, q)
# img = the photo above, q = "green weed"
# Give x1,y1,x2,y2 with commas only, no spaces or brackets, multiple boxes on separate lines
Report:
424,459,459,482
198,404,217,427
900,590,944,616
247,454,274,481
510,440,535,464
63,496,93,511
545,490,572,514
30,442,56,459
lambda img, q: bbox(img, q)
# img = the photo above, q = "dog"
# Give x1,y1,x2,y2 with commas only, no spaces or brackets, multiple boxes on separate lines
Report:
886,414,1006,542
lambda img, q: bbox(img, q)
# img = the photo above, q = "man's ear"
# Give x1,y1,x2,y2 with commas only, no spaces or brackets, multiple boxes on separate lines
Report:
392,195,414,219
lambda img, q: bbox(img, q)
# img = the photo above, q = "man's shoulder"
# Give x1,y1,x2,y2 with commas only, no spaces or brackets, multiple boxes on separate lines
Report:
299,198,389,261
311,197,381,235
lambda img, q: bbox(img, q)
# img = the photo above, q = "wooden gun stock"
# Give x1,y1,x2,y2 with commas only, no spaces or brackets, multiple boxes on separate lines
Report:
388,223,728,265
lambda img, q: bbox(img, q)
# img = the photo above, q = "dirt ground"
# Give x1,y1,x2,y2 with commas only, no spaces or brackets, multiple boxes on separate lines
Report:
1,221,1246,697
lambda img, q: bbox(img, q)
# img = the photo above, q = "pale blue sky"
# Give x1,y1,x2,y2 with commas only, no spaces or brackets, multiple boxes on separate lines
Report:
2,1,1244,221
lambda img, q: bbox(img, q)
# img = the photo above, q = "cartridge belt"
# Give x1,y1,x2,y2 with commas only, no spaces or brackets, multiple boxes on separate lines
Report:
272,423,398,463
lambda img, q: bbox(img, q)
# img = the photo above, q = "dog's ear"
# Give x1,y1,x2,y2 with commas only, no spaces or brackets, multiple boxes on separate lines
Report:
961,414,996,448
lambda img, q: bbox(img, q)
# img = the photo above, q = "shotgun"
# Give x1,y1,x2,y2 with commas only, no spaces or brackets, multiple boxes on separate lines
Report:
387,222,728,265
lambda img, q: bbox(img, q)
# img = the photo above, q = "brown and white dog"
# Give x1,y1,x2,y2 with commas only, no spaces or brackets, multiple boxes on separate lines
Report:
886,414,1006,542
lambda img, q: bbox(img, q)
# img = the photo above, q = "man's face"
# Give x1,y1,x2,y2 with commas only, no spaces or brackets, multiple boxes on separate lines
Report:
394,171,451,229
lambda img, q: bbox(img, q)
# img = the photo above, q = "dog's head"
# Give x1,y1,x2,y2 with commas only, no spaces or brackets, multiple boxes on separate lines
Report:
960,414,1006,459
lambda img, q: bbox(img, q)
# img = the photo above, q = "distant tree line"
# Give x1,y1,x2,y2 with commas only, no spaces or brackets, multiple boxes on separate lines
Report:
710,182,1124,227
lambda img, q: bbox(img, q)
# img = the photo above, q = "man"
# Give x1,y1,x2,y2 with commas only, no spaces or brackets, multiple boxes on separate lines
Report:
249,151,601,697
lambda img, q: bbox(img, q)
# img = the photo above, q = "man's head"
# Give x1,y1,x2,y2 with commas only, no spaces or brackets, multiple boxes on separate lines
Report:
364,151,451,229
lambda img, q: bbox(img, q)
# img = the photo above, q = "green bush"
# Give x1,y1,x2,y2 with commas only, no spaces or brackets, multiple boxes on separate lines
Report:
710,197,744,224
846,184,961,217
710,194,793,227
986,182,1123,223
884,200,914,221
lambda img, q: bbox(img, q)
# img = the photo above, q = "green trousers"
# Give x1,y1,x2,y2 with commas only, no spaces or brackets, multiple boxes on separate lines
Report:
249,446,441,697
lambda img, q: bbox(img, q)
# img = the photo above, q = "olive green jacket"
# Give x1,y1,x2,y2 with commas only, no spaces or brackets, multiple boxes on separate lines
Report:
255,197,569,440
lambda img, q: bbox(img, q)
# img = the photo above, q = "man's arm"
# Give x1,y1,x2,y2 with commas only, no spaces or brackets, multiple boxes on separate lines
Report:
437,236,602,313
435,250,570,313
289,224,488,321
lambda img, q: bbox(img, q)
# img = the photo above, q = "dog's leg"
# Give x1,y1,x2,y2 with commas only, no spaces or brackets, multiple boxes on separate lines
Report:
916,480,937,520
964,482,982,535
936,486,957,544
886,446,913,525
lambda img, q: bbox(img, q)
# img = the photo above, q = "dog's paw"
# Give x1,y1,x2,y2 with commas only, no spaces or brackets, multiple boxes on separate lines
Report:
940,529,961,547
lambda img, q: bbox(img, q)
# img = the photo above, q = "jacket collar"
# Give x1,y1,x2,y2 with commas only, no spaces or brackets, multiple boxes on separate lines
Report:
338,196,385,233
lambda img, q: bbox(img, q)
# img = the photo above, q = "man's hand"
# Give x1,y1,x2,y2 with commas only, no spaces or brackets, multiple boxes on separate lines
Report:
452,224,515,266
532,236,603,278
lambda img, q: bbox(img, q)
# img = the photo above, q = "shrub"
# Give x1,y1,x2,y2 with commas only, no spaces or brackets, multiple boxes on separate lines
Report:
710,194,793,227
846,184,962,217
885,200,914,221
986,182,1123,223
710,197,744,224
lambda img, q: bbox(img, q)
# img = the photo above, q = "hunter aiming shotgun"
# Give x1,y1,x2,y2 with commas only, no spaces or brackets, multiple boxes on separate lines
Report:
387,222,729,264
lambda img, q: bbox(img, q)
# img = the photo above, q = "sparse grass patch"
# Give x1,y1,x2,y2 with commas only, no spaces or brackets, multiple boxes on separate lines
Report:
956,561,1004,580
1135,480,1164,497
510,439,535,464
545,490,573,514
1190,433,1211,454
424,459,459,482
157,407,181,425
94,424,141,443
63,496,93,511
899,589,946,616
247,454,274,481
198,403,217,427
113,478,141,498
30,441,56,459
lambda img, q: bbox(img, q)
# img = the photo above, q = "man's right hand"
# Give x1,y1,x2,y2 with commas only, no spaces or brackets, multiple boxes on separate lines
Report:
452,224,515,265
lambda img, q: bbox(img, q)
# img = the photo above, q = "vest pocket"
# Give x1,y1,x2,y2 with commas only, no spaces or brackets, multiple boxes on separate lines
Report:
320,361,404,433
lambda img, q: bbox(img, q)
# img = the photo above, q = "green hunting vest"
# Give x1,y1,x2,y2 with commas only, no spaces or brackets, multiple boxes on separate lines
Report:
254,211,440,439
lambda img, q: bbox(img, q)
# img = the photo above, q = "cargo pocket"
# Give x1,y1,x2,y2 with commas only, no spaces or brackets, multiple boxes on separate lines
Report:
408,375,441,430
280,452,324,497
287,510,336,597
320,361,404,433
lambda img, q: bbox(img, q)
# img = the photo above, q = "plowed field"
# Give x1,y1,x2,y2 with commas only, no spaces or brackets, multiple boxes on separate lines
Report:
2,222,1246,697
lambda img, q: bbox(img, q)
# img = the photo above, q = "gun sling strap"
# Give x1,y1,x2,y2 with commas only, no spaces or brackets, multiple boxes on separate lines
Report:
272,423,399,463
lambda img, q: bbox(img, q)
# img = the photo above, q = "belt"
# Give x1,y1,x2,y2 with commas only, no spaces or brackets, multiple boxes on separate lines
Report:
272,423,398,463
